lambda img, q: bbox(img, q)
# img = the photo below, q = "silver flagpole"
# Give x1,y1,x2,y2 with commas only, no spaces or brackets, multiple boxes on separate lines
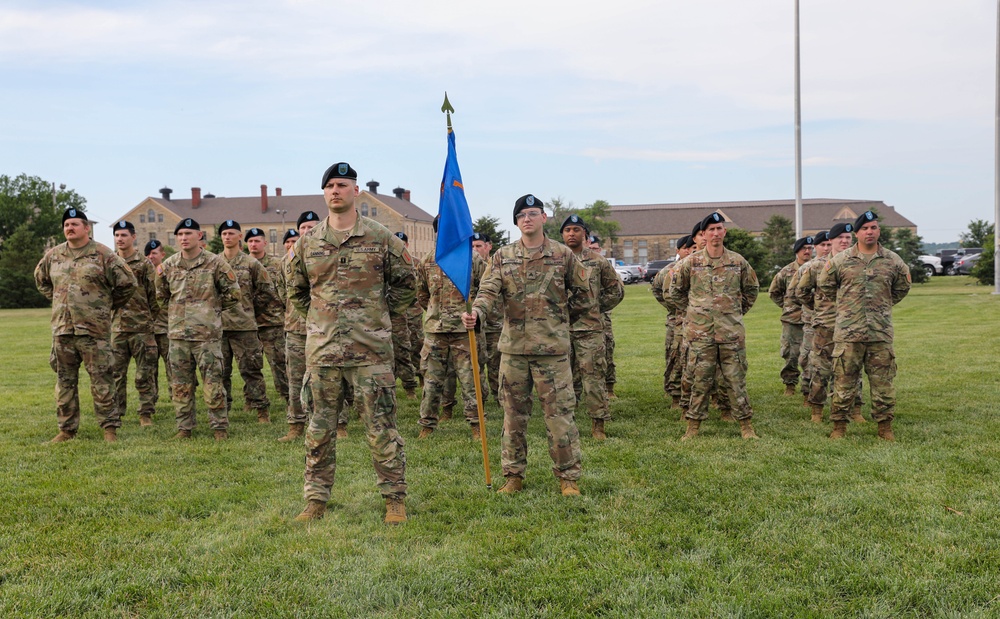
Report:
794,0,803,238
994,0,999,293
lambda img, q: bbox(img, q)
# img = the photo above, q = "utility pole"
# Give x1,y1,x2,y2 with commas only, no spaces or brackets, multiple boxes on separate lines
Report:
794,0,803,238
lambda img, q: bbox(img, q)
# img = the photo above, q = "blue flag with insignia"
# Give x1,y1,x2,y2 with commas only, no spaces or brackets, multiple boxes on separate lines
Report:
435,128,475,300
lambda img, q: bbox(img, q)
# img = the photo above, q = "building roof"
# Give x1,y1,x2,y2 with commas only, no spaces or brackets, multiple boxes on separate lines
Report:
609,198,916,236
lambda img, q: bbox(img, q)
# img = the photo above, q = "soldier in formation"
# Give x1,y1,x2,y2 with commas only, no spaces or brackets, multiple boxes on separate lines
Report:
651,234,692,409
472,232,502,402
246,227,290,410
769,235,814,396
144,240,171,400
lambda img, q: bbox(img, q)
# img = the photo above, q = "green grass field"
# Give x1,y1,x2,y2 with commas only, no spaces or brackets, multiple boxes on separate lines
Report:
1,276,998,618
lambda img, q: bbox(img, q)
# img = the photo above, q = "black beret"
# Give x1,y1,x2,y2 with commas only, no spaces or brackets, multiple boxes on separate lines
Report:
113,220,135,234
143,240,161,256
296,211,320,228
244,227,265,241
283,229,300,243
472,232,491,243
700,211,725,230
560,214,589,233
793,236,815,254
218,219,241,235
676,235,691,250
691,220,704,237
174,218,200,234
812,231,829,244
395,231,408,242
62,207,88,224
828,222,854,239
589,234,601,244
513,194,543,224
853,210,878,231
320,162,358,187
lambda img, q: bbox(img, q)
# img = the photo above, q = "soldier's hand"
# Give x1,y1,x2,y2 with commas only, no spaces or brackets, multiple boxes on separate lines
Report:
461,311,478,330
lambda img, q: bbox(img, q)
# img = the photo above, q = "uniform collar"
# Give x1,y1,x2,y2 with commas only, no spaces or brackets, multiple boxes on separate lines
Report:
514,236,553,258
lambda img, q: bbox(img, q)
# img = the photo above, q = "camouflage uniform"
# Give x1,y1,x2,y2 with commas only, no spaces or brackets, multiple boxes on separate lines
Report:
415,252,485,428
482,312,503,401
817,245,910,423
406,304,424,384
651,266,675,397
111,250,160,420
152,294,171,401
571,247,624,420
769,260,806,388
668,248,759,421
255,253,290,403
471,238,591,482
35,240,136,433
282,253,310,426
221,251,277,415
603,311,616,389
289,214,414,502
156,249,241,431
788,263,814,396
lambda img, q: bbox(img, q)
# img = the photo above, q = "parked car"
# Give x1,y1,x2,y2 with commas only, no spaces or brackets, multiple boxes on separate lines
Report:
643,259,676,282
953,252,981,275
917,255,942,277
615,266,636,283
938,247,983,274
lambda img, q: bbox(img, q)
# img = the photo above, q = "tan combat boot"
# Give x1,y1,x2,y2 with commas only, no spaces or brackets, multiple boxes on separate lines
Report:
783,384,796,397
671,395,681,409
470,424,481,440
257,410,271,424
139,414,153,427
172,429,192,440
739,419,759,439
295,499,327,522
213,429,228,441
810,404,824,424
802,395,810,408
384,497,407,524
336,423,348,438
681,419,701,441
103,428,118,443
877,420,895,442
719,410,736,422
439,407,453,421
418,426,434,439
829,420,848,439
560,479,581,496
277,423,304,443
850,405,866,424
50,430,76,443
496,476,523,494
404,387,417,400
591,419,606,441
606,383,617,399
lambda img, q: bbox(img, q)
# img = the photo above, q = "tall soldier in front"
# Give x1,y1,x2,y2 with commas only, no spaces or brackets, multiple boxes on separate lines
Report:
289,162,414,524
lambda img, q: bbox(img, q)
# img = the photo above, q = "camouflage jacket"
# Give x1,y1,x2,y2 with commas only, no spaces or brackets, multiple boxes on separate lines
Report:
155,249,241,342
817,244,911,343
472,237,592,356
253,253,286,329
280,253,306,335
416,252,485,334
571,247,623,332
668,248,759,344
768,260,806,324
651,262,675,326
112,250,160,333
289,214,416,367
788,261,811,326
34,240,137,339
795,256,836,333
221,251,279,332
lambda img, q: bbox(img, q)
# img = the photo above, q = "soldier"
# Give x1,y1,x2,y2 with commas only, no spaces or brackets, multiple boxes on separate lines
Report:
144,240,171,399
218,220,279,423
289,162,413,524
462,194,591,496
245,227,290,407
472,232,502,401
652,234,691,408
390,232,420,399
156,218,242,440
587,234,618,399
796,229,841,422
817,211,910,440
561,215,623,440
34,208,136,442
278,228,307,442
769,235,814,396
111,220,160,427
791,231,829,406
415,216,486,439
669,212,760,440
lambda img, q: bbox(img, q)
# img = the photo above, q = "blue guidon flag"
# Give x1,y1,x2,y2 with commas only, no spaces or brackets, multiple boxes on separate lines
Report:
435,128,475,300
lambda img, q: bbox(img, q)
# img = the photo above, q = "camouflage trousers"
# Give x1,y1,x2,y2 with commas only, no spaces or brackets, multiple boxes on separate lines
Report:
685,340,752,421
799,322,814,396
111,331,158,418
661,322,675,395
571,330,610,421
483,330,502,400
666,324,685,398
390,313,418,390
303,363,406,502
169,339,228,431
603,312,616,386
51,334,120,432
779,322,804,386
418,332,480,428
407,308,424,383
285,331,310,425
831,342,896,423
499,353,582,481
154,333,171,402
807,328,862,409
680,337,731,414
221,330,270,414
258,325,289,403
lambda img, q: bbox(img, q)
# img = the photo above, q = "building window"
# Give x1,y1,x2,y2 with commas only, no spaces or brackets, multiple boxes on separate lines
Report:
149,232,157,241
270,229,277,244
638,240,648,265
371,206,377,217
361,202,369,216
148,209,155,222
623,240,633,263
158,214,164,223
669,238,677,249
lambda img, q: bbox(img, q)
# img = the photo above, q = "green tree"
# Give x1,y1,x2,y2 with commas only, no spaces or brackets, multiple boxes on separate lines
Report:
970,236,995,286
472,215,510,248
723,227,770,287
0,174,86,249
960,219,994,249
759,215,795,273
541,197,620,245
542,196,574,238
887,227,928,284
208,234,224,254
0,223,48,308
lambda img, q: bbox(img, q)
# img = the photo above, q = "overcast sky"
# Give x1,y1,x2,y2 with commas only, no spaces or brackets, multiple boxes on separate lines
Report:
1,0,996,245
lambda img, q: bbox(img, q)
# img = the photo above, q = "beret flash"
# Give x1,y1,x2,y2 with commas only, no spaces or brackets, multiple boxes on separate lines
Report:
472,232,491,243
560,214,589,233
62,207,89,224
218,220,241,235
700,211,725,230
114,220,135,234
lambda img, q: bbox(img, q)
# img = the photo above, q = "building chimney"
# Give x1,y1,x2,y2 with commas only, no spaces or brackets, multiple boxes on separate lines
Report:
392,186,405,200
402,190,411,202
261,184,268,213
192,187,201,209
159,186,173,201
275,187,282,197
366,180,380,194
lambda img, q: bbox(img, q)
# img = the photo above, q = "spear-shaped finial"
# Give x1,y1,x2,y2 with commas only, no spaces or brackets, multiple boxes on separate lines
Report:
441,91,454,130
